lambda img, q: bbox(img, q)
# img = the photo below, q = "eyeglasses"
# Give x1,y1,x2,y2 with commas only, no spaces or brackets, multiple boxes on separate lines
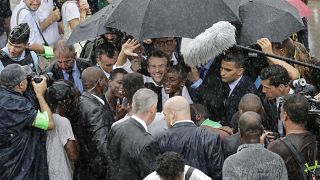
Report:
56,57,74,65
154,39,175,47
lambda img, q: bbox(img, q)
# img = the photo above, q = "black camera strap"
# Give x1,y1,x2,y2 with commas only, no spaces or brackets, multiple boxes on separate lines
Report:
16,8,49,46
281,138,311,180
185,166,195,180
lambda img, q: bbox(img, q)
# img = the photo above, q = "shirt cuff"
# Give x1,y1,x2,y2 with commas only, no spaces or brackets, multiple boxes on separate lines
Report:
191,79,203,89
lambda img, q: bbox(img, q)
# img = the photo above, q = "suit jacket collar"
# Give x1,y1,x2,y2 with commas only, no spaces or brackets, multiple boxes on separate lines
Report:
82,92,104,106
127,117,151,135
172,121,196,128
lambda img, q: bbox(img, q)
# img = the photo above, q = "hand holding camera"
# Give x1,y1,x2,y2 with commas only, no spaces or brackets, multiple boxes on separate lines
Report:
32,75,48,97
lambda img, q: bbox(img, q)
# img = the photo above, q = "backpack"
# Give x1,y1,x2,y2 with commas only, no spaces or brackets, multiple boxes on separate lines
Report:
282,138,320,180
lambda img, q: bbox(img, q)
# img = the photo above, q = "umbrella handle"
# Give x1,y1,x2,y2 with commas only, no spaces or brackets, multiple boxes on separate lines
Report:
233,45,320,70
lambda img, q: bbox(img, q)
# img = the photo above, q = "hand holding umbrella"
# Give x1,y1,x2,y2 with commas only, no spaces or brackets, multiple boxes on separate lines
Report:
257,38,300,79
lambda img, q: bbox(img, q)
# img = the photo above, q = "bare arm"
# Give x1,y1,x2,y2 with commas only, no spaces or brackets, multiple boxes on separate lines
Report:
39,9,61,31
29,43,45,54
257,38,300,80
64,139,79,162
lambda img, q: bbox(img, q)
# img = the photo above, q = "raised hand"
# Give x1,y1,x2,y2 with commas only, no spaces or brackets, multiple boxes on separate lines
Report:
122,39,141,57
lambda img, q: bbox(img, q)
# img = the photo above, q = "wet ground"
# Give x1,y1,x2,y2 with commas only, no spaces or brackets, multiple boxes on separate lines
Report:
309,0,320,60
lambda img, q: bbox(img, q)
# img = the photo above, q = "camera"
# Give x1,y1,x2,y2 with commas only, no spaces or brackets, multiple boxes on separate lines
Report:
28,72,54,84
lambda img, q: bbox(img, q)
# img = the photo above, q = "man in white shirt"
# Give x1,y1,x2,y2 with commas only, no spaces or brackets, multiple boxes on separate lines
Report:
10,0,60,54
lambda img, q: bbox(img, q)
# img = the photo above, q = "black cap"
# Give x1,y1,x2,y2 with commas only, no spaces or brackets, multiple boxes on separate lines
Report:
0,64,32,88
9,23,30,44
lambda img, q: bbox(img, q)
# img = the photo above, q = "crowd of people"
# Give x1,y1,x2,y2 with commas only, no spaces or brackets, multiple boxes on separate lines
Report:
0,0,319,180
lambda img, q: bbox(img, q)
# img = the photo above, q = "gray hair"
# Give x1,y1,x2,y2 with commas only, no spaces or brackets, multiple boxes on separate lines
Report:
132,88,158,114
53,39,75,54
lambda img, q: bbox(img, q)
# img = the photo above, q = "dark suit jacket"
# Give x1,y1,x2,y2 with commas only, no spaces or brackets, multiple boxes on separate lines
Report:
140,122,224,179
44,58,91,81
192,59,228,122
222,75,258,126
72,92,110,180
107,118,153,180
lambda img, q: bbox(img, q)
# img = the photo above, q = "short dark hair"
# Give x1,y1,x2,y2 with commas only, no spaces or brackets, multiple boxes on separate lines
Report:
282,94,309,124
95,41,118,59
190,104,210,122
155,152,185,180
46,80,78,110
147,49,170,66
122,73,144,100
219,48,246,68
260,64,291,87
109,68,128,80
166,65,188,81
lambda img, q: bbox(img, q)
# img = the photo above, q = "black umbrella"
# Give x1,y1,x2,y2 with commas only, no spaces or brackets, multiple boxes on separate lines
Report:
68,5,112,45
105,0,240,40
237,0,305,46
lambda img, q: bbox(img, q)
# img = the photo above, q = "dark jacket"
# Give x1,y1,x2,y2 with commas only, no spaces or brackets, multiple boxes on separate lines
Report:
0,86,48,180
44,58,91,81
222,75,258,126
222,133,241,158
192,59,228,122
141,122,224,179
107,118,153,180
268,132,317,180
72,92,110,180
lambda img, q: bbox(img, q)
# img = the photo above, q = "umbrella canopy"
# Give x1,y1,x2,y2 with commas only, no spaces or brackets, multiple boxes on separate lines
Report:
287,0,312,18
68,6,112,45
238,0,305,46
97,0,239,41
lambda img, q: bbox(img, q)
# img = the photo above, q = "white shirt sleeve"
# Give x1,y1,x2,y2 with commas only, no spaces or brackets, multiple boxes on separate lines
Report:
113,58,134,73
62,2,80,23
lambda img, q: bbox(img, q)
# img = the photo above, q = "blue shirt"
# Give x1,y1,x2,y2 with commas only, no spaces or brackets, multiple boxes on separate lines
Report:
0,46,40,74
62,61,83,93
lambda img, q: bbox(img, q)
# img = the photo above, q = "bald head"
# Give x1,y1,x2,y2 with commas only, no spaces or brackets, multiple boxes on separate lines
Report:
82,67,106,91
163,96,191,125
239,93,262,114
239,111,263,144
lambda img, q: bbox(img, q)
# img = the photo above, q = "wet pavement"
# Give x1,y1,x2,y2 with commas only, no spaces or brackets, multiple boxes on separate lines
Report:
309,0,320,60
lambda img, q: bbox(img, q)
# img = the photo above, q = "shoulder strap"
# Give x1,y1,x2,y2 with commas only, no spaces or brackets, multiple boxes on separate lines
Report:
16,7,49,46
282,138,309,180
185,166,195,180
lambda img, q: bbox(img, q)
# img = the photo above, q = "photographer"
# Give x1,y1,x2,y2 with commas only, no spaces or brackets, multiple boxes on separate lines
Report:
0,64,53,179
0,23,40,74
267,94,318,180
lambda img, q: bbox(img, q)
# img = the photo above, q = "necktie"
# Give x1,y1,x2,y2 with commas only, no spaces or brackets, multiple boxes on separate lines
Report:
155,86,163,112
68,71,74,83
